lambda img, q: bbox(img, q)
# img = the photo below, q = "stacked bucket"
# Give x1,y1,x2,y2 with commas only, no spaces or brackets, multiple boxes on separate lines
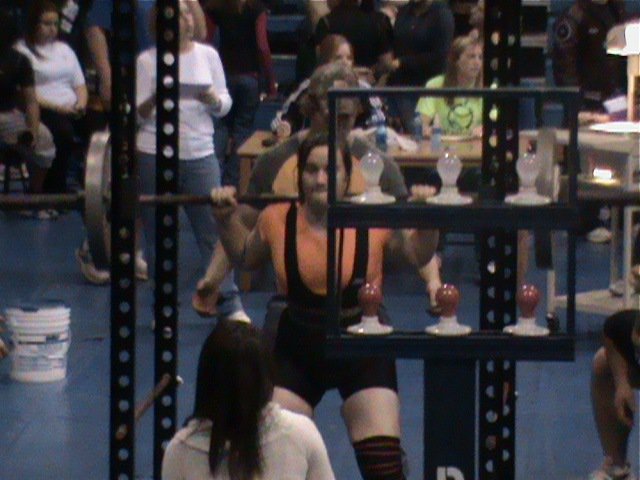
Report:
5,301,71,382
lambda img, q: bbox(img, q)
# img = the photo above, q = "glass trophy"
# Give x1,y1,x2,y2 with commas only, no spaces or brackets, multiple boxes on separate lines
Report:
505,149,551,205
427,149,472,205
350,151,395,204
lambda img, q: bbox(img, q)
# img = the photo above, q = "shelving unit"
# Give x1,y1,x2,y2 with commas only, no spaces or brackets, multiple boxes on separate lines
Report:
323,83,580,479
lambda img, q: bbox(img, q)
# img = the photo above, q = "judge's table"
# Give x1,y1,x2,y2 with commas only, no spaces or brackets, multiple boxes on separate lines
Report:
521,127,639,315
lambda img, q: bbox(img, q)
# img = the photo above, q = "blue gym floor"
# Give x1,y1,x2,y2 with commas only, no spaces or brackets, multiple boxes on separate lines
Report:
0,209,635,479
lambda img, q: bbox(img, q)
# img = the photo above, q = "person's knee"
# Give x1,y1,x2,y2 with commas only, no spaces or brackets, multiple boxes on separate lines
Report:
592,347,611,379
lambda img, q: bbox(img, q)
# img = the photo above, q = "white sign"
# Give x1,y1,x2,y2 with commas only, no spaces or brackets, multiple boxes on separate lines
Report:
436,466,465,480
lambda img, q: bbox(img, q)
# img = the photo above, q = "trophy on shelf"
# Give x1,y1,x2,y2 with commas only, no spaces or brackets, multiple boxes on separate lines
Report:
503,284,550,336
427,148,473,205
347,283,393,335
425,284,472,336
505,147,552,206
350,151,395,204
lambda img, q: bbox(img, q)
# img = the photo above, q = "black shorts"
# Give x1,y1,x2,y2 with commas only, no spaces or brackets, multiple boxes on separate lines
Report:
273,309,398,408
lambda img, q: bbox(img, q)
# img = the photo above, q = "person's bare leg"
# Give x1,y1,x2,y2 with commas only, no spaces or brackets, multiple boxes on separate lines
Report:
192,240,231,316
273,386,314,418
591,347,635,466
193,205,259,315
343,388,405,480
342,388,401,442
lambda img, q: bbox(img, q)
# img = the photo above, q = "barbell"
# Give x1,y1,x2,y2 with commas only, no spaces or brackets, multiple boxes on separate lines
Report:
0,131,295,269
0,130,573,270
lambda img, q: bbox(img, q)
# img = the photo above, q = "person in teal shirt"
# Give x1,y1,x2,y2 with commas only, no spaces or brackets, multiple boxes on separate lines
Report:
415,31,483,136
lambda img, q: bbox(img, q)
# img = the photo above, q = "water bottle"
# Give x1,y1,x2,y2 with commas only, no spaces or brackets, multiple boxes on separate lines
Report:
60,0,79,33
375,118,387,152
412,112,423,146
430,116,442,154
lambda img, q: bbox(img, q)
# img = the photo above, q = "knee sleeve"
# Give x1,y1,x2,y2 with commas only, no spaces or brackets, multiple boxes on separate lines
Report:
353,435,406,480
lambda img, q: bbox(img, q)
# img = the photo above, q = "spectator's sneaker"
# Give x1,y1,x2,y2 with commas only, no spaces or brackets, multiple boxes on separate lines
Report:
589,463,636,480
587,227,612,244
224,309,252,323
217,293,250,323
76,241,110,285
135,250,149,281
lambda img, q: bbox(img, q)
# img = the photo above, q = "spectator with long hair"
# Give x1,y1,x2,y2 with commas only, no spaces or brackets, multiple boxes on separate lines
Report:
0,7,55,214
162,320,335,480
314,0,393,72
381,0,454,132
415,31,483,137
136,0,249,322
271,34,385,138
203,0,277,188
15,0,87,200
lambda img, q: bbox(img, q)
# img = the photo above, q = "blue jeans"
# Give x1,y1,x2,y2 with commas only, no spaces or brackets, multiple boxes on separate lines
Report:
137,152,242,315
214,74,260,187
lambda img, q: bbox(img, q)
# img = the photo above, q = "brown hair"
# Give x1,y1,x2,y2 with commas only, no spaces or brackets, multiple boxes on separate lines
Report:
442,30,483,105
25,0,59,58
191,320,274,480
316,34,353,66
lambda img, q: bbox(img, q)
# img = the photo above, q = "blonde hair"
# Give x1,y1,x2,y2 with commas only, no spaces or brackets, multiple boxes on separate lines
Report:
442,30,483,104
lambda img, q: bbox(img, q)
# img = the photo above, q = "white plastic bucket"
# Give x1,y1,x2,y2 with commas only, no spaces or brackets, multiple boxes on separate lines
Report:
5,302,71,383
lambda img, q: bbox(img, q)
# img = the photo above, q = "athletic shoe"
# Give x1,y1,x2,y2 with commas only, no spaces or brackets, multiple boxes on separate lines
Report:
224,309,252,324
589,463,636,480
135,250,149,281
587,227,612,244
76,240,110,285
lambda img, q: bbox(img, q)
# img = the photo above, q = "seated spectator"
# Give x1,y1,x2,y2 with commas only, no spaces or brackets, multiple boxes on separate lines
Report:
271,34,385,138
315,0,393,72
162,319,336,480
15,0,87,197
0,8,55,217
203,0,277,188
415,31,483,137
589,309,640,480
380,0,454,132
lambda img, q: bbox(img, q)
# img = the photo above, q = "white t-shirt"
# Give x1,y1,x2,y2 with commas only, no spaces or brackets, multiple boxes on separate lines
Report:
136,42,232,160
162,403,336,480
14,40,85,109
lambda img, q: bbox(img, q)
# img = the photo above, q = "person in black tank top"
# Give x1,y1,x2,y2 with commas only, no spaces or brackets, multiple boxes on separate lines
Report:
211,133,439,480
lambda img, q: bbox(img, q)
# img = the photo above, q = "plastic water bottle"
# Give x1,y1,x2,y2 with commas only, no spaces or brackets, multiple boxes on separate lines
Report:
412,112,423,146
375,118,387,152
431,116,442,154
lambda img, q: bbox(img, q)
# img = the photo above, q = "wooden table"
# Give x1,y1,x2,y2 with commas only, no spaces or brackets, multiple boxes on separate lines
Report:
237,130,485,193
